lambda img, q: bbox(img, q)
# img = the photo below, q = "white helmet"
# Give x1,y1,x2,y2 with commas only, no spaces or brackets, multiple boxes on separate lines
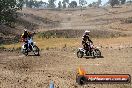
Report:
84,30,90,35
24,29,27,32
85,30,90,33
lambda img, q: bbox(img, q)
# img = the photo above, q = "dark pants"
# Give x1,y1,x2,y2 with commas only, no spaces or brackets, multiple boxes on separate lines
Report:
24,41,28,50
83,43,91,51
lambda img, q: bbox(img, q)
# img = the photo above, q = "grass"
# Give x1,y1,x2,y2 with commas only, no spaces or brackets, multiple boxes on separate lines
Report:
36,29,127,39
3,43,21,49
3,37,81,50
0,45,6,50
35,38,80,49
3,36,132,50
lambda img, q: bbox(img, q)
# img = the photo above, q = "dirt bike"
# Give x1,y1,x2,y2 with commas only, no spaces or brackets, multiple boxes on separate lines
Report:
77,42,101,58
21,38,40,56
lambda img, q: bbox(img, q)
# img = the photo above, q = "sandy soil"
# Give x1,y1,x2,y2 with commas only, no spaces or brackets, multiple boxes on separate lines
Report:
0,41,132,88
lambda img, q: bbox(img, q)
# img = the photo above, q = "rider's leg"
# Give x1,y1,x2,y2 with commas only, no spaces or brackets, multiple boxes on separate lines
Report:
25,41,28,50
84,44,88,55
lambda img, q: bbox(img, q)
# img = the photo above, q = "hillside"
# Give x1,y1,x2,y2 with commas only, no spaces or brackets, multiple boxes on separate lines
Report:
19,5,132,34
1,5,132,44
1,5,132,43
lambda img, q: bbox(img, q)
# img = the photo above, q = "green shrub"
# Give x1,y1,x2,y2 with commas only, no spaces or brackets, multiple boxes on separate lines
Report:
37,29,127,39
15,47,21,51
0,46,6,50
46,47,49,50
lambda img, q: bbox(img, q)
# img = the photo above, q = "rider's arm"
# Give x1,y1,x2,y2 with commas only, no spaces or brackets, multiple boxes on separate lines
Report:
82,35,85,43
21,34,25,42
88,37,93,44
82,40,85,45
27,32,32,38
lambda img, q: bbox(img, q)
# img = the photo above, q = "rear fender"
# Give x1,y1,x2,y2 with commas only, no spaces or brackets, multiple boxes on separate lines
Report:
95,46,100,49
92,46,100,50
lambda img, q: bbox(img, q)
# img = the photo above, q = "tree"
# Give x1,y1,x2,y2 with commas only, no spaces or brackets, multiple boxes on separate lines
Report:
48,0,56,8
28,0,34,8
33,0,39,8
79,0,87,7
33,0,45,8
97,0,102,7
62,2,66,8
91,2,97,7
62,0,66,8
58,1,62,8
120,0,126,4
69,1,77,8
109,0,119,7
88,3,92,7
127,0,132,4
42,2,49,8
62,0,69,8
24,0,46,8
79,0,87,11
25,0,29,7
0,0,24,26
65,0,69,4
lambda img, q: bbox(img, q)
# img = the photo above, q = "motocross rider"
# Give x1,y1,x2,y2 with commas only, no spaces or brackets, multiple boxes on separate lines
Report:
82,30,93,52
21,29,32,50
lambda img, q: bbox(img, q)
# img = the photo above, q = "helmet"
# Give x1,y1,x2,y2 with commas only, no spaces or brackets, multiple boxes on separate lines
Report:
84,30,90,35
24,29,27,32
24,29,28,34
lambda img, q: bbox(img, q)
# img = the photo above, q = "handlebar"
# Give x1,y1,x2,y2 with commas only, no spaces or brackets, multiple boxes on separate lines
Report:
86,42,93,45
21,37,33,42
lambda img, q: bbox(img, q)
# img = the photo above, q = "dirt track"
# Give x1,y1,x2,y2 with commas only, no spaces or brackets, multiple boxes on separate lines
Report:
0,45,132,88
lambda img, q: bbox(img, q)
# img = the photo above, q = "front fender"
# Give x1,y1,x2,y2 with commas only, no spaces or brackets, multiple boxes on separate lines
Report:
22,45,25,49
78,48,85,52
